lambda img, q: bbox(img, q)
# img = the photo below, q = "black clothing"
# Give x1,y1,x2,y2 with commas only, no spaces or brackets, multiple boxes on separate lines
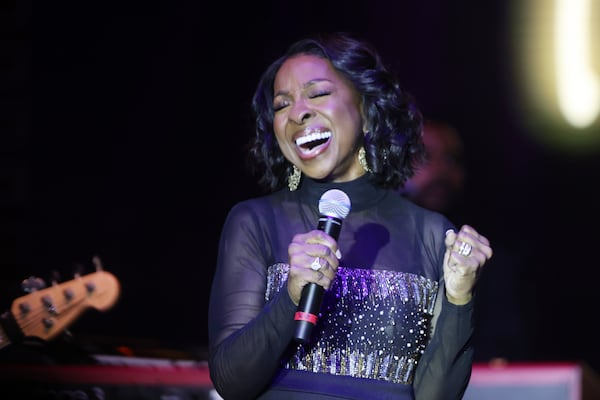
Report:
208,174,474,399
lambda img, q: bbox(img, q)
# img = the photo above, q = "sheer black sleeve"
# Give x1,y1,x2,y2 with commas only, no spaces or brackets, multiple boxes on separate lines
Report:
413,291,475,400
411,213,475,400
208,200,297,400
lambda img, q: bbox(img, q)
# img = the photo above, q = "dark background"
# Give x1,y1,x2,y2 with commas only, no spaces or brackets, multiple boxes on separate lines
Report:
3,1,600,371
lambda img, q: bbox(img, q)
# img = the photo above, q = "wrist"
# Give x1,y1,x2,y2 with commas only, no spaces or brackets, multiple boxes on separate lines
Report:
445,292,472,305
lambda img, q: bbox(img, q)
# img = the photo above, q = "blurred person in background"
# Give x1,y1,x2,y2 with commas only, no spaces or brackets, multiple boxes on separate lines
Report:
400,119,531,364
401,120,466,220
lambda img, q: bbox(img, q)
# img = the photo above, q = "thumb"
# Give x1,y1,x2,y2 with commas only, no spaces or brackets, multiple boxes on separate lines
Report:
443,229,456,271
445,228,456,248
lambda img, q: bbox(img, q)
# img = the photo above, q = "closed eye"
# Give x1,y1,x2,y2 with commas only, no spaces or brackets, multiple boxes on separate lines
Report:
273,100,289,112
309,91,331,99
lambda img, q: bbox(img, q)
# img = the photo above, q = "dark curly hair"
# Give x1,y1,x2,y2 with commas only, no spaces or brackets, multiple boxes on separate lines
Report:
247,32,424,193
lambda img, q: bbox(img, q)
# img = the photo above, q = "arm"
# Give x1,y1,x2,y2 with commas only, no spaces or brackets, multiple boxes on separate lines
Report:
413,284,475,400
208,202,296,399
413,224,492,399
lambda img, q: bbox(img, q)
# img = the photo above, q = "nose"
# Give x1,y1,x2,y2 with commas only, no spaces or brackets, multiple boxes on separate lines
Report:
289,100,314,124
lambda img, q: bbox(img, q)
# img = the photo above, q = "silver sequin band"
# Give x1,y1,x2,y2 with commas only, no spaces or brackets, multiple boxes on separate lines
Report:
266,264,439,384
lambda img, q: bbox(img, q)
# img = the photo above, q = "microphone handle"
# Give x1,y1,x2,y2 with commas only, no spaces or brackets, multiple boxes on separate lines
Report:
294,283,324,343
293,215,342,343
316,215,342,241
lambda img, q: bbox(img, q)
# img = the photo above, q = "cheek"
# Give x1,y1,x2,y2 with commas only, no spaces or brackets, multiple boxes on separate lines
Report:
272,117,295,160
337,103,363,133
272,115,287,141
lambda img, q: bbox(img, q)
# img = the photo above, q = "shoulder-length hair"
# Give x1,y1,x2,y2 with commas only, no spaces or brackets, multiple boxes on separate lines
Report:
247,32,424,193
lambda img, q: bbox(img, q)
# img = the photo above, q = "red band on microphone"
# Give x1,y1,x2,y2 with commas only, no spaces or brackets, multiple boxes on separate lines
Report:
294,311,318,325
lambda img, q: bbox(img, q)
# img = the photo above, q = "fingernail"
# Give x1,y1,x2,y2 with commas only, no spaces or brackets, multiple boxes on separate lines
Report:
445,229,454,237
335,249,342,259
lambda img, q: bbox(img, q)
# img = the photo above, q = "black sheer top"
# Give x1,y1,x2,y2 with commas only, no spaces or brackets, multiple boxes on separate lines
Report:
208,174,474,400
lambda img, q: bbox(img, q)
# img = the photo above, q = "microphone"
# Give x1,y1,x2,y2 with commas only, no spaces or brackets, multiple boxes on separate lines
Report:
293,189,351,343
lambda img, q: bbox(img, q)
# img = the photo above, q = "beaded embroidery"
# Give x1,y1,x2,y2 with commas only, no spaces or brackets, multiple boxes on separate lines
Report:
266,263,439,384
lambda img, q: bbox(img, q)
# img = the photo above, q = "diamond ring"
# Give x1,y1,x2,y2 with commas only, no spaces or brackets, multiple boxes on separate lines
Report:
458,242,472,257
310,257,322,271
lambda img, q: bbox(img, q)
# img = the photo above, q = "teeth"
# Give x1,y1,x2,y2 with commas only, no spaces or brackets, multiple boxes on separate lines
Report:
295,131,331,146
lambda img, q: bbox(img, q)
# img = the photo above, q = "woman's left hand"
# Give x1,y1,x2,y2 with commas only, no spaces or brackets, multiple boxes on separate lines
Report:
443,225,493,305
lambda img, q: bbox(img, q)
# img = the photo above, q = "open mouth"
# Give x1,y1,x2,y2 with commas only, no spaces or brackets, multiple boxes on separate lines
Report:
295,131,332,153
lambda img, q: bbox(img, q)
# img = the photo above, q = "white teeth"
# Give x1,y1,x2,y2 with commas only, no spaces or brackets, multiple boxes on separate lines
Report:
295,131,331,146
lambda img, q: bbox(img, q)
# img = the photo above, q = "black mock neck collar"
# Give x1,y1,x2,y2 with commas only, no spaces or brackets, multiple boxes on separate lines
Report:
297,173,388,213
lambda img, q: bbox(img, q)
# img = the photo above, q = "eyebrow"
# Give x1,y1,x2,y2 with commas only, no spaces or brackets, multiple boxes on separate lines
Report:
274,78,334,97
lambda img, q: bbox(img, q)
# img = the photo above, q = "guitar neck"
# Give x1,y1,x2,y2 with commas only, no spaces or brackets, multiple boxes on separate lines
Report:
0,270,120,349
0,312,15,350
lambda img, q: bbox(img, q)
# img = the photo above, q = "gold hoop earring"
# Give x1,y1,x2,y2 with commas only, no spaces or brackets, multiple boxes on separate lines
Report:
358,146,372,173
288,165,301,191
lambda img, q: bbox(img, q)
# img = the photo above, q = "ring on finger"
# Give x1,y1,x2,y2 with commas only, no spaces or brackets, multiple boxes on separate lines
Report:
310,257,322,271
458,242,472,257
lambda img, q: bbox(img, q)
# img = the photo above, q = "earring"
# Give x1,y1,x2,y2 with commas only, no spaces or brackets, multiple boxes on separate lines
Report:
358,146,372,173
288,165,301,191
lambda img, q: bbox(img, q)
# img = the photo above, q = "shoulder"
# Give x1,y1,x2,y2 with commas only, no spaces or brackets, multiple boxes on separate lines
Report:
224,190,290,225
388,193,455,243
226,194,272,220
389,192,453,226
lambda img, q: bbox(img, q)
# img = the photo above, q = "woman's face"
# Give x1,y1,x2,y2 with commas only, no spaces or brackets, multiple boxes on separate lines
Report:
272,54,366,182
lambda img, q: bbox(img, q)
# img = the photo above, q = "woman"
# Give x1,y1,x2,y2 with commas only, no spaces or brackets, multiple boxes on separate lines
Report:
208,32,493,400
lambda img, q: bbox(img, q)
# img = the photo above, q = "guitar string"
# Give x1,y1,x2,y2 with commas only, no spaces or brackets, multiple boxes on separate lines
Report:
15,285,111,335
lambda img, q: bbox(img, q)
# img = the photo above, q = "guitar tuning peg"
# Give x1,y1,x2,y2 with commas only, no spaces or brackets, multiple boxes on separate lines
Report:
21,276,46,293
51,270,62,286
73,263,85,278
92,255,104,271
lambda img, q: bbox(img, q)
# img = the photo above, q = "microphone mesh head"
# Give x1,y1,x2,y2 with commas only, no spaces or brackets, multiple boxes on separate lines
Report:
318,189,351,219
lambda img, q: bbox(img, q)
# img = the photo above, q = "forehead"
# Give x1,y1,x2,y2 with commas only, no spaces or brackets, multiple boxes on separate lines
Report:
274,54,340,90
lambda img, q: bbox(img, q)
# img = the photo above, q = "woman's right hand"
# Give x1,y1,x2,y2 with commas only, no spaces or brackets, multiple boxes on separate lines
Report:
286,230,341,305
